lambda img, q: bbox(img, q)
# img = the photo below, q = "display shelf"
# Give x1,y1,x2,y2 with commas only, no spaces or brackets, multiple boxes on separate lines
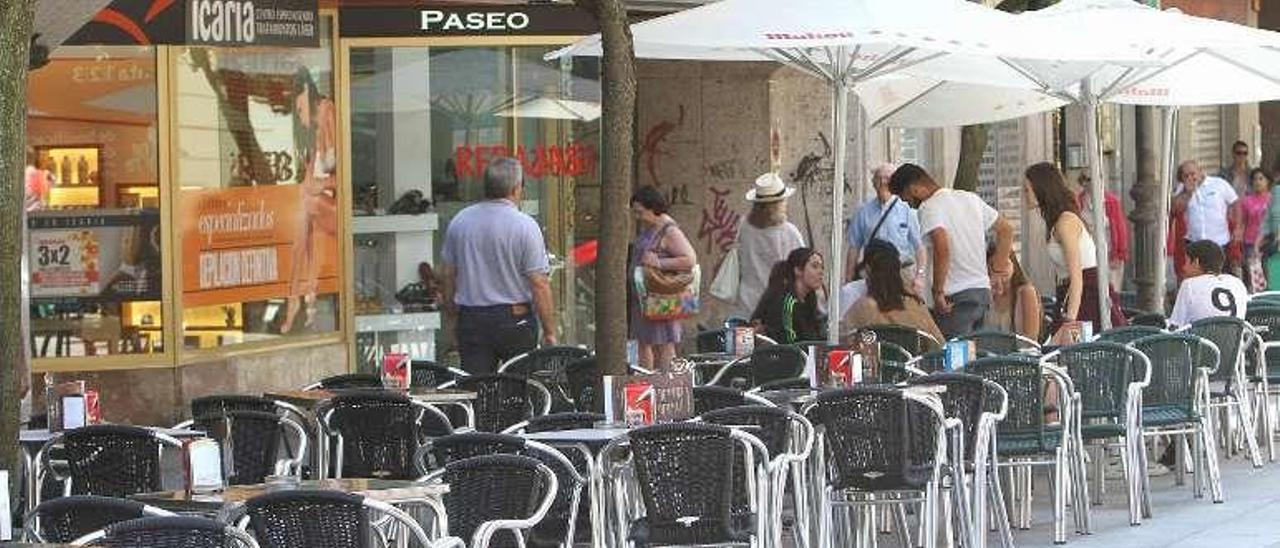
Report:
352,213,438,234
354,311,441,333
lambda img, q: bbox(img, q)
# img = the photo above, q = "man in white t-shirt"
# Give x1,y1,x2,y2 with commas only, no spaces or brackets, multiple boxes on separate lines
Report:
1169,240,1249,328
890,164,1015,338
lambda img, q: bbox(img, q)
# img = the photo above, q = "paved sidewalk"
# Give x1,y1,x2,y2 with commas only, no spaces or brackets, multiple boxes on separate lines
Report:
1018,455,1280,548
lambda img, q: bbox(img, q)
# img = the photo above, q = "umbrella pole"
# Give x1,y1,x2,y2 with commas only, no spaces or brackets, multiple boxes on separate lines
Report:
1155,106,1179,313
1081,80,1113,330
829,77,850,344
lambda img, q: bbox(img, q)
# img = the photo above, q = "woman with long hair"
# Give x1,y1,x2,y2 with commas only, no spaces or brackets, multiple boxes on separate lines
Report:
1024,162,1126,335
630,185,697,370
750,247,825,344
282,67,338,333
733,173,805,319
986,244,1043,341
845,240,943,342
1242,168,1272,292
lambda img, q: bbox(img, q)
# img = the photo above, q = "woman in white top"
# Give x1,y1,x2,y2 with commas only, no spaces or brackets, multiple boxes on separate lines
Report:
733,173,806,318
1024,163,1127,336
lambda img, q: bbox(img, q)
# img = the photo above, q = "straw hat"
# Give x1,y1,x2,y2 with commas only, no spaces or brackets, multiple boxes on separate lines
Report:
745,172,796,203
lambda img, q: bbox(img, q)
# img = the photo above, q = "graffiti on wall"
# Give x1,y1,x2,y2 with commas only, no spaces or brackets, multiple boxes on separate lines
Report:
697,185,741,255
788,132,838,246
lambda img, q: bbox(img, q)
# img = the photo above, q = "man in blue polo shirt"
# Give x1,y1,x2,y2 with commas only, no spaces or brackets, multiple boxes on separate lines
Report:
845,163,926,289
442,157,557,374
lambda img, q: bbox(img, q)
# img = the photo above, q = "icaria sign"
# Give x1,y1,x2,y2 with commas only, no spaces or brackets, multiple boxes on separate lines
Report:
188,0,318,46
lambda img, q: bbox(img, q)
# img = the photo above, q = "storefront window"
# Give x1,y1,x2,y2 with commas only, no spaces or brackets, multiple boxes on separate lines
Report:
174,16,339,349
348,42,599,367
26,46,163,358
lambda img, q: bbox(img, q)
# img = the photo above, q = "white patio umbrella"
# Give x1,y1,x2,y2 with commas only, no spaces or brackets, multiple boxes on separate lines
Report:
548,0,1154,344
852,0,1280,329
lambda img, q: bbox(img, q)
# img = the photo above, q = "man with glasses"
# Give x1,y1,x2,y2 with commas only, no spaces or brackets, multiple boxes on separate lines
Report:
1219,140,1254,198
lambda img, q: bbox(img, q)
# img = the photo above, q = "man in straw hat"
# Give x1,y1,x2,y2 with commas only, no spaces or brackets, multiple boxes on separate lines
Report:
731,172,806,318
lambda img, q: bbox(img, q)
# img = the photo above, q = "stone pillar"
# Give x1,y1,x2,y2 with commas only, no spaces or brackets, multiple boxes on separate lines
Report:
1130,105,1163,312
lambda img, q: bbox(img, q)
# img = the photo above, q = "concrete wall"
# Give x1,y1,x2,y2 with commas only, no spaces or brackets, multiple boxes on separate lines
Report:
39,342,347,426
635,60,881,330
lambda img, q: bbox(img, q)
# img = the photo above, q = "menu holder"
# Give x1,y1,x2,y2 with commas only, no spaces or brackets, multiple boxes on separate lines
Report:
943,340,976,371
62,395,87,430
728,327,755,357
610,362,696,427
46,380,86,433
382,353,410,390
183,437,225,495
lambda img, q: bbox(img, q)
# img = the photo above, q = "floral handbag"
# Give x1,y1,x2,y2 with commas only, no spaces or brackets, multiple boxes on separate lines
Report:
634,223,701,321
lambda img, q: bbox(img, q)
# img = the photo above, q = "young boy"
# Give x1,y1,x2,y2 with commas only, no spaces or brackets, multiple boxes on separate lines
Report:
1168,239,1249,328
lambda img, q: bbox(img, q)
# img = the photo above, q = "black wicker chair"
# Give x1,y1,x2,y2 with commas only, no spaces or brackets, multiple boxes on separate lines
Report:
1246,304,1280,460
696,328,732,353
1130,312,1169,329
24,495,173,543
1094,325,1166,345
601,422,765,547
708,345,807,389
1131,333,1224,503
693,385,774,416
907,373,1014,548
186,395,278,429
239,489,451,548
864,323,942,356
501,413,602,546
967,355,1088,542
36,425,181,501
74,516,258,548
1047,342,1150,525
411,360,470,389
808,386,948,547
498,346,593,413
421,432,584,548
564,357,601,413
963,329,1041,355
222,410,309,485
319,390,453,479
1188,316,1264,466
454,374,552,432
305,373,385,390
701,405,814,547
420,454,558,548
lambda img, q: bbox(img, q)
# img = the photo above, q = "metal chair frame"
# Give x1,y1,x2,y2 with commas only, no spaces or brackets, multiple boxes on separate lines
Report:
804,388,950,548
970,358,1091,544
1245,305,1280,462
440,375,554,432
599,426,769,548
73,516,261,548
24,496,175,544
698,407,816,548
35,427,183,503
225,411,311,480
419,457,560,548
229,490,457,548
1130,333,1225,506
319,397,455,480
1180,318,1265,467
1042,342,1152,526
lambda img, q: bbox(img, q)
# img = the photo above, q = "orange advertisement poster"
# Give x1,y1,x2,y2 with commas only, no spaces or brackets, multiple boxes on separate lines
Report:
180,184,338,308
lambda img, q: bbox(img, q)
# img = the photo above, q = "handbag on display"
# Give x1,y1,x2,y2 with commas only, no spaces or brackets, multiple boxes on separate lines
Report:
635,223,700,321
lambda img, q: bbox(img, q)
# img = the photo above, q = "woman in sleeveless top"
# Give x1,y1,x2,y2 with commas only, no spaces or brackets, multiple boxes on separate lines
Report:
630,186,698,370
1025,163,1127,336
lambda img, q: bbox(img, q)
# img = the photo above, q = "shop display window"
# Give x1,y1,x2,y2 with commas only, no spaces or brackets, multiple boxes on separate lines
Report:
174,16,340,349
25,46,164,358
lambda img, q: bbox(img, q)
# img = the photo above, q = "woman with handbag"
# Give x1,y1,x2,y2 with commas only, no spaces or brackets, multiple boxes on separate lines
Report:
631,185,698,370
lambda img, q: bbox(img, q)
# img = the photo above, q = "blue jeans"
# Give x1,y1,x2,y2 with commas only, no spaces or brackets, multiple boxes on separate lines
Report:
457,304,539,375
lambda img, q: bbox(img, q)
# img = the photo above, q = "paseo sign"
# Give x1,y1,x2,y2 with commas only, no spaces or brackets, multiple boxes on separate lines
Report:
340,5,597,38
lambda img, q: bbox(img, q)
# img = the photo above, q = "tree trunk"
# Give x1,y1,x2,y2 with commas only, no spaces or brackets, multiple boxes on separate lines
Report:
0,0,33,516
954,124,987,192
576,0,636,376
1130,106,1162,312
